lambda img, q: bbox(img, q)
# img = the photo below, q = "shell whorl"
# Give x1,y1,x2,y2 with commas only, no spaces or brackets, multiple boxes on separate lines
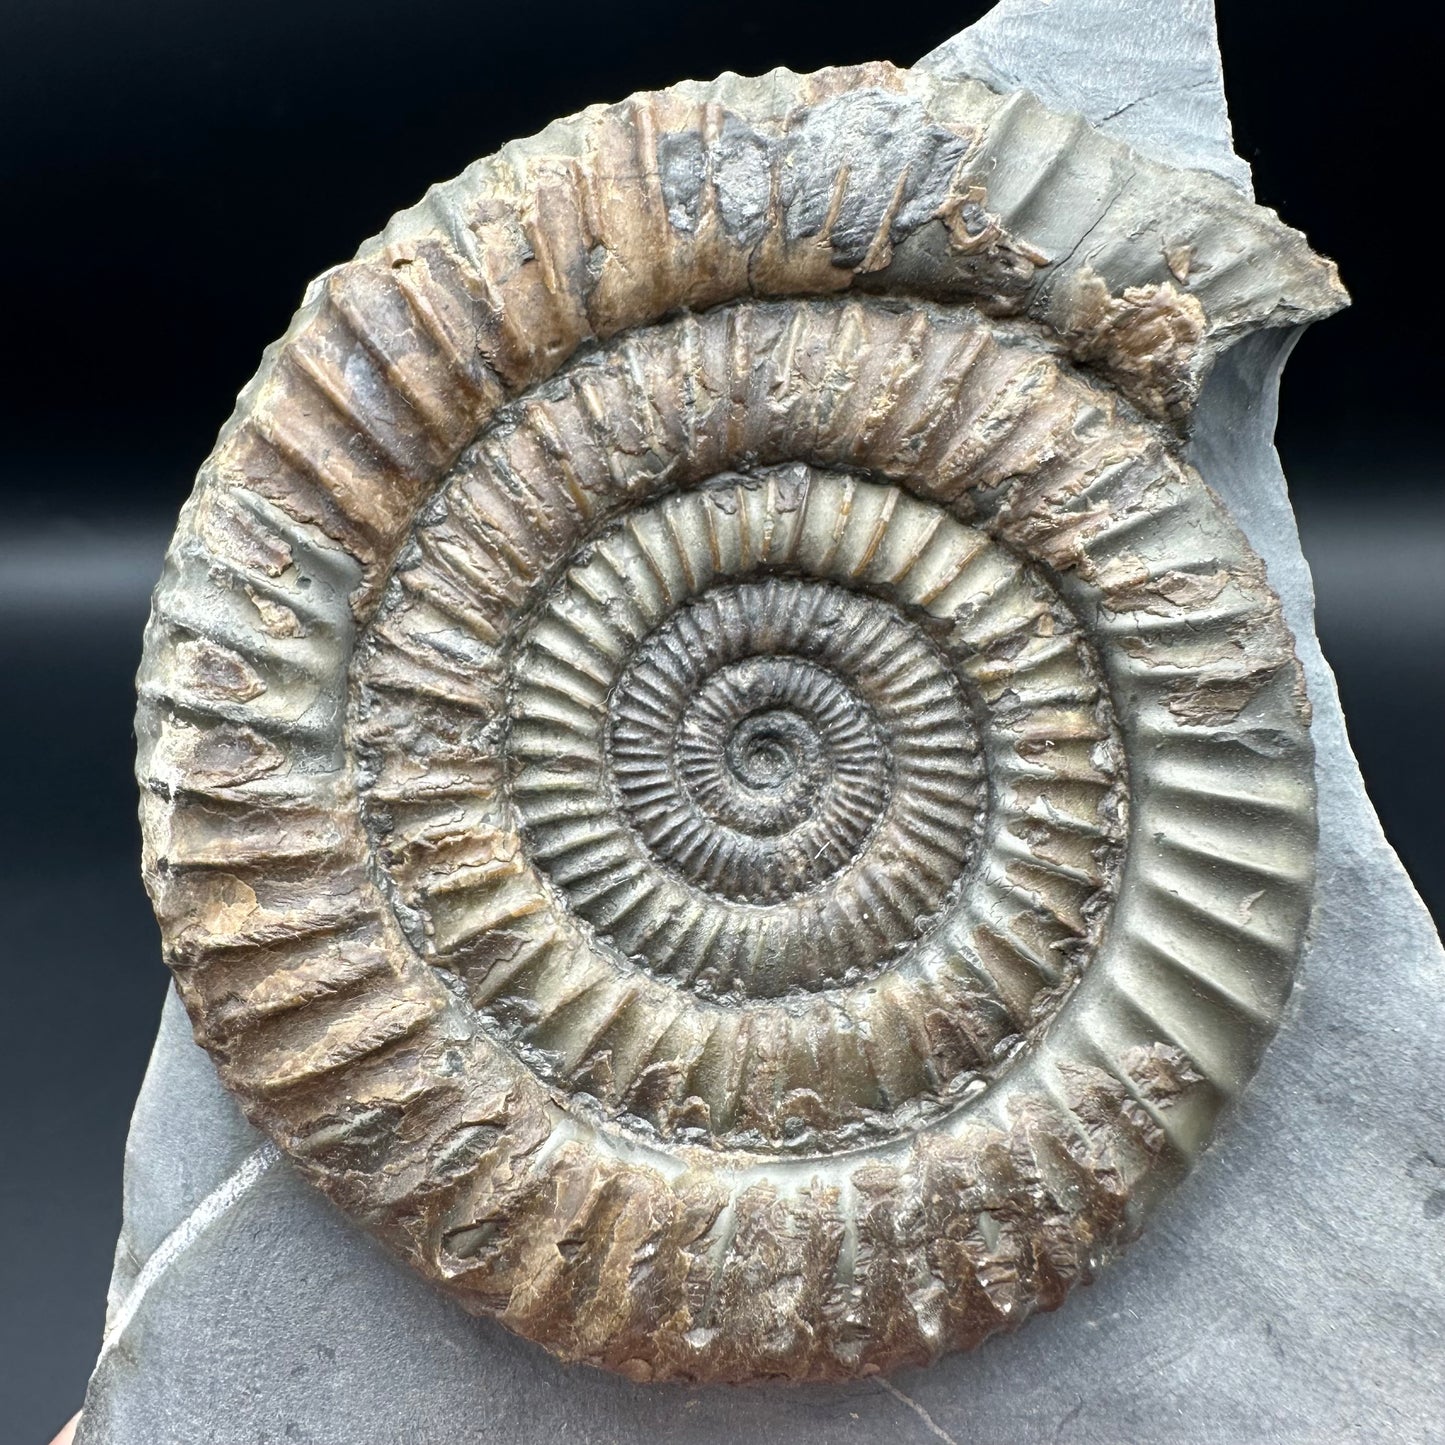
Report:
136,61,1340,1383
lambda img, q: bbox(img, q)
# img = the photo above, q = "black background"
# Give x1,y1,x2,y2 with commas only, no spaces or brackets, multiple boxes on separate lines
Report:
1,2,1440,1438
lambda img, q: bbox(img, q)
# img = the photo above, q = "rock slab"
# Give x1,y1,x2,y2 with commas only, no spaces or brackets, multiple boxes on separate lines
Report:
76,1,1445,1440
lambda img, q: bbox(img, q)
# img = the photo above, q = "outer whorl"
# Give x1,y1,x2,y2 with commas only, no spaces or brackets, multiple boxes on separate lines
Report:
136,62,1345,1382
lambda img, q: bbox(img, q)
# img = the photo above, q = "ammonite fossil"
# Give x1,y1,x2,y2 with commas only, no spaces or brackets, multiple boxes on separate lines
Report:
136,61,1345,1382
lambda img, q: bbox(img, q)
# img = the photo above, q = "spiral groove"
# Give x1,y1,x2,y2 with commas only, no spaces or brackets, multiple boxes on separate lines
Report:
661,652,886,895
613,589,900,906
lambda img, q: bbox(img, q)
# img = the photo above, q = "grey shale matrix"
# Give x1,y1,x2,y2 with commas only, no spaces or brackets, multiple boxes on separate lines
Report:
128,31,1349,1386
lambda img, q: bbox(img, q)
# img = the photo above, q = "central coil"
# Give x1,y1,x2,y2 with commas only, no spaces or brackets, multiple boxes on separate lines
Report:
516,565,984,999
609,585,906,908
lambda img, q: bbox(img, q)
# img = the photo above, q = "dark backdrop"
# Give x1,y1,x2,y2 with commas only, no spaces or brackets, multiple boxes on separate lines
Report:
2,2,1440,1438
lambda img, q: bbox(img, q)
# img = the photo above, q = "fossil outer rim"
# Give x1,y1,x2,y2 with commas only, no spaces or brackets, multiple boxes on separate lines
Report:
136,62,1336,1382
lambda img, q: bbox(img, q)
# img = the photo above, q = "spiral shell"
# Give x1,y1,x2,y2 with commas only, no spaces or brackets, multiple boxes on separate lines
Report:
136,62,1344,1382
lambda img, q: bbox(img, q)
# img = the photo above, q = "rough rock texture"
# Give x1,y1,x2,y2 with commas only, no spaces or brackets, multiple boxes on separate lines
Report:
76,0,1444,1439
919,0,1253,191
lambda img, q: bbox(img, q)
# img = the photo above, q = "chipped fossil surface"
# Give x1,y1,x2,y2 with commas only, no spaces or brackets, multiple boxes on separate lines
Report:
135,59,1344,1383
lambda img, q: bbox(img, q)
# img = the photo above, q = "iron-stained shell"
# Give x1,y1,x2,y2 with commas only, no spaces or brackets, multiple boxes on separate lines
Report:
136,61,1344,1382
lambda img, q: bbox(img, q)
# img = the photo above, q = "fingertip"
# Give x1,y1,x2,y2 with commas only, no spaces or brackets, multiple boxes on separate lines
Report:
48,1412,82,1445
